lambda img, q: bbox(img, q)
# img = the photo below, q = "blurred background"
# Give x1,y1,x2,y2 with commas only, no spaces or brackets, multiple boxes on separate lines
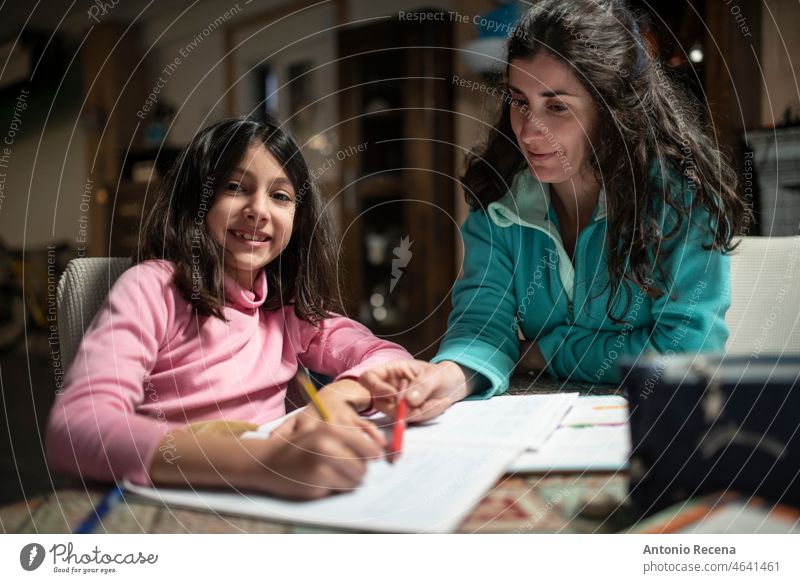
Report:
0,0,798,504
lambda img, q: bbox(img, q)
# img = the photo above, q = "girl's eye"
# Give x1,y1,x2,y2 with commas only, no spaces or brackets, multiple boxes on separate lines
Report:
509,97,527,109
271,191,295,203
225,182,244,193
548,103,568,114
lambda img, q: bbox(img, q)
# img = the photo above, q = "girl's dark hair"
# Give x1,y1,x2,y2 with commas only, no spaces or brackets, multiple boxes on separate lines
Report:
136,116,343,322
462,0,750,318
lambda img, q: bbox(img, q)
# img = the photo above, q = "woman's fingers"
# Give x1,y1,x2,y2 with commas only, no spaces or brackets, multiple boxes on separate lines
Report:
391,359,428,382
372,396,397,417
360,360,432,398
403,372,438,407
359,368,399,399
407,397,452,423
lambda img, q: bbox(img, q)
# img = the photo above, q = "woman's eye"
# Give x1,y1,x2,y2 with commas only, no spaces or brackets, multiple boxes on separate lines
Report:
510,97,527,108
549,103,568,114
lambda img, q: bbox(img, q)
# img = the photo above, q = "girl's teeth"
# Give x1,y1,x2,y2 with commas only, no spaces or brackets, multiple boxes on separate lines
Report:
234,231,267,242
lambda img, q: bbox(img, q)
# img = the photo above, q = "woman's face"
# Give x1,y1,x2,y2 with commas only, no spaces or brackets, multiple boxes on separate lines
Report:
507,52,599,191
206,143,296,289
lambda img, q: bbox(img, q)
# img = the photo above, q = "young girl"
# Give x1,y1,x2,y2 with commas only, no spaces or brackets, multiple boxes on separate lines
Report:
47,117,412,499
361,0,749,420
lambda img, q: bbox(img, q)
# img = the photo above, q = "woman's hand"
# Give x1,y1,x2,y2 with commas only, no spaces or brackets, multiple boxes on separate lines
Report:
300,379,386,449
516,340,547,374
359,360,473,423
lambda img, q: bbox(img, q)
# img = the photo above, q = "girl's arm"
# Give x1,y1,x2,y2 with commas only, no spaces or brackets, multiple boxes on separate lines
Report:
148,414,382,499
287,311,412,381
46,262,179,485
537,208,730,383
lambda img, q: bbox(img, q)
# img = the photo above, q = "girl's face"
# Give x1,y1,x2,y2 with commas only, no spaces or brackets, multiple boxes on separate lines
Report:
206,143,296,289
507,52,599,194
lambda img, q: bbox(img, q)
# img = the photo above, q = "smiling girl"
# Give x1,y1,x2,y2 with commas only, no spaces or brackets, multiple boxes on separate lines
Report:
47,117,412,499
361,0,749,419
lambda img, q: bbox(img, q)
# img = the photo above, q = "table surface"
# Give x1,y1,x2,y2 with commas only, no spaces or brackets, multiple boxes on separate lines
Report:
1,375,632,534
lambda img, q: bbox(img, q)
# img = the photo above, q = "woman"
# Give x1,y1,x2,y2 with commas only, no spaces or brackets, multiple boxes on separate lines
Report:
361,0,749,420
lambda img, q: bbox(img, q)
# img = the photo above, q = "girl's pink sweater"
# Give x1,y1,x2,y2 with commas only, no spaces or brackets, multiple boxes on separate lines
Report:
46,260,411,485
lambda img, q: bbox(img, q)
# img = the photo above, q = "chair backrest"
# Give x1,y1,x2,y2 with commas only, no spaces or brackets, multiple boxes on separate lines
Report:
726,236,800,355
57,257,131,371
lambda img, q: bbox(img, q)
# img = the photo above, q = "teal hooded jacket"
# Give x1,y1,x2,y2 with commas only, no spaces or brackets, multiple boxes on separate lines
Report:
431,168,730,396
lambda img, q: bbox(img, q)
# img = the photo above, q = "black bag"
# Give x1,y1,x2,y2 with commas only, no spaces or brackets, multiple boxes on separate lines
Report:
621,354,800,516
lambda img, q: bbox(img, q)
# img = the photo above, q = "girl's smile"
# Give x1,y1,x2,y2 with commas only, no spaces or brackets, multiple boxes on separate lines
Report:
206,143,296,289
228,229,273,244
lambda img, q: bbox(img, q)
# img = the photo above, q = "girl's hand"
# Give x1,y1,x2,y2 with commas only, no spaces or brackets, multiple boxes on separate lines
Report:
149,412,382,501
247,413,383,500
360,360,471,423
300,379,386,449
516,340,547,374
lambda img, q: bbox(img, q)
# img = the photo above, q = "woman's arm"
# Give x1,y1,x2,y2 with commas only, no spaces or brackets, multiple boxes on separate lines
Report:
358,211,521,419
429,210,522,398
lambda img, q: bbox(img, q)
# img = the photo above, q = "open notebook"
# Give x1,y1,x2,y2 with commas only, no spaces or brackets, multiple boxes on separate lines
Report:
124,393,577,533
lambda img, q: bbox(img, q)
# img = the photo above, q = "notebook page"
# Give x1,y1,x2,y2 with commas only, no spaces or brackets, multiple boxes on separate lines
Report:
124,441,519,533
394,393,578,450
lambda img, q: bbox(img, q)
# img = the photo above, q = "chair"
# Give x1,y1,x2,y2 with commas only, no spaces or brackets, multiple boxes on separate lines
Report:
726,236,800,355
57,257,131,371
56,257,306,411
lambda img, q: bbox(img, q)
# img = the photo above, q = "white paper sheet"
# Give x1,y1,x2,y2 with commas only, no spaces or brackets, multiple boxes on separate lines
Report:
509,395,631,473
509,425,631,472
391,393,579,450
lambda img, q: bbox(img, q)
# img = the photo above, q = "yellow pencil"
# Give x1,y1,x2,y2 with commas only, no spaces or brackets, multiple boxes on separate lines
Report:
297,371,331,423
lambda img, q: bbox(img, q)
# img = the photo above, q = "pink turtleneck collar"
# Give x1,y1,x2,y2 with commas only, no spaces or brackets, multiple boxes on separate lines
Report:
223,269,268,310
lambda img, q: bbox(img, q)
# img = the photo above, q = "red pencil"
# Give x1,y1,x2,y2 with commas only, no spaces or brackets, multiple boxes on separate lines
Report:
390,398,407,463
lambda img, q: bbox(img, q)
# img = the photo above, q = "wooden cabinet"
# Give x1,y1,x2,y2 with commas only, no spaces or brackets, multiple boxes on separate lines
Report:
337,13,456,358
80,22,147,257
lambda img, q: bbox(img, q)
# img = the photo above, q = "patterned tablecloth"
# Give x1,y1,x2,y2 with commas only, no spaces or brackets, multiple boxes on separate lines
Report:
2,376,632,534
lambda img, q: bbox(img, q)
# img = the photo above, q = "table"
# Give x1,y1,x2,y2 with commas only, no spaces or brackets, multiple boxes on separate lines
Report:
1,376,633,534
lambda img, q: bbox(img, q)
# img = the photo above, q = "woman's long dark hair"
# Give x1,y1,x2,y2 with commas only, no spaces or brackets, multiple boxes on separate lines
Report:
462,0,750,318
136,116,342,322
